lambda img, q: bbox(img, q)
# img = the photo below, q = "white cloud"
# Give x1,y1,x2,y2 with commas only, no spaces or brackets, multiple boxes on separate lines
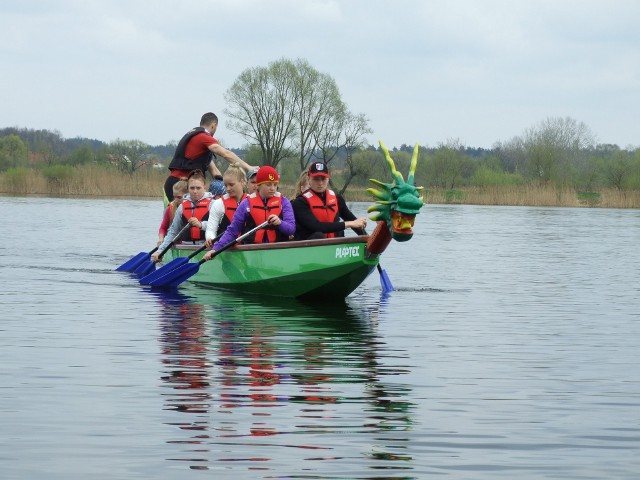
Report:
0,0,638,149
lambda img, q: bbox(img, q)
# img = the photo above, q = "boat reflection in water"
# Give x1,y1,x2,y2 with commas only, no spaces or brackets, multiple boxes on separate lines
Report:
151,285,416,476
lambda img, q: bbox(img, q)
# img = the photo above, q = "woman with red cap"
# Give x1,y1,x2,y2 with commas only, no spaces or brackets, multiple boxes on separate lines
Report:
204,166,295,258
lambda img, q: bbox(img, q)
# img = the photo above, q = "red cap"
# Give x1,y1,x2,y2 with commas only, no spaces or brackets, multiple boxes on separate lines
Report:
256,166,279,185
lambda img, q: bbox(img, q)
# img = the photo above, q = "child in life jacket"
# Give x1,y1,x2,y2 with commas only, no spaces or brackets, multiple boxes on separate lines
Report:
152,170,214,263
157,180,188,246
204,166,295,259
204,163,248,245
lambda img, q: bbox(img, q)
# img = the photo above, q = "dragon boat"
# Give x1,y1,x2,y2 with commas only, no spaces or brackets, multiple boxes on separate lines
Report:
150,141,424,300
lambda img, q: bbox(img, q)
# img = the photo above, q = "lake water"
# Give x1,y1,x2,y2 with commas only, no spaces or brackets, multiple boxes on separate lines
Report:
1,197,639,479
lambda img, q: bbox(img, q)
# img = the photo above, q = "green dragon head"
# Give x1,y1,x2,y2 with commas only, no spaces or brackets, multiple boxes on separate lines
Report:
367,141,424,242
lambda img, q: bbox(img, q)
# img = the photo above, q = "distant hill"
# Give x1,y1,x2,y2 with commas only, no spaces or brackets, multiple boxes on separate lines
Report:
0,127,248,161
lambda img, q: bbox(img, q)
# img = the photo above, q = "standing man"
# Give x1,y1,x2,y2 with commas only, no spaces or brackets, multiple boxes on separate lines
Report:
291,161,367,240
163,112,255,201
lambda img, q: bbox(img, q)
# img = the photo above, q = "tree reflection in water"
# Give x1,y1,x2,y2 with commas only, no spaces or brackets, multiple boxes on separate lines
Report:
151,286,416,475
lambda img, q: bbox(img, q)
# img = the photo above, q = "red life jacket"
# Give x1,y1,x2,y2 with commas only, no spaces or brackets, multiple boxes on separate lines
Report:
181,196,212,241
219,193,248,236
248,192,283,243
302,189,339,239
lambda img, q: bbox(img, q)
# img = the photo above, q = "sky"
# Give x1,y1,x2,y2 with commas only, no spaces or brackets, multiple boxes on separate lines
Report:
1,0,638,150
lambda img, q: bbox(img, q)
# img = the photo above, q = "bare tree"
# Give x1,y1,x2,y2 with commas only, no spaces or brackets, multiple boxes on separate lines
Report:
493,137,526,175
522,117,596,185
312,109,345,167
224,60,298,167
0,134,29,170
291,59,346,170
224,58,352,171
603,151,633,190
335,113,373,194
108,139,151,174
430,139,466,189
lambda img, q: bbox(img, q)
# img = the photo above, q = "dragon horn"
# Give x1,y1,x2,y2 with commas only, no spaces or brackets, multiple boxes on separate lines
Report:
378,140,397,175
380,140,405,184
366,187,383,198
367,204,381,213
408,143,419,185
369,179,390,189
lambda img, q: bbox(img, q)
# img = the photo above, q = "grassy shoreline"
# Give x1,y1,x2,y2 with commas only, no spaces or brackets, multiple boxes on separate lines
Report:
1,165,639,208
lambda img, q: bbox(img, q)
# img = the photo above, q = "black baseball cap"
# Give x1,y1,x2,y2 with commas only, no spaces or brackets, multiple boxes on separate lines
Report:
308,162,330,178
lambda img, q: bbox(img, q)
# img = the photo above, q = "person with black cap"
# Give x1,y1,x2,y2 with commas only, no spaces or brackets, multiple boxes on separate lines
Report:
291,161,368,240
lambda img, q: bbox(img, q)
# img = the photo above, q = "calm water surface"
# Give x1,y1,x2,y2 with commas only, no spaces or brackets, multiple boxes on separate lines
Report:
1,197,639,479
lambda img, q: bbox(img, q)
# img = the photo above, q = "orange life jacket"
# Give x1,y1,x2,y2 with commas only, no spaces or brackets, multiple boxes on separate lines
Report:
302,189,338,239
181,196,212,241
219,193,248,237
247,192,283,243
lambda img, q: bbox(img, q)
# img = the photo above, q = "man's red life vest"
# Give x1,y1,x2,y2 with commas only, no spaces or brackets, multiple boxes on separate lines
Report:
219,193,248,237
302,189,339,239
181,197,212,241
248,192,283,243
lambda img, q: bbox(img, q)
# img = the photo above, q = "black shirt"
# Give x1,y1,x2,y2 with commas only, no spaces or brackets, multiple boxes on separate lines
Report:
291,189,364,240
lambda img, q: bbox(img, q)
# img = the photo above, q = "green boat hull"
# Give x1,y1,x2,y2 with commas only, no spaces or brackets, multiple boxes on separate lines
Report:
163,236,379,300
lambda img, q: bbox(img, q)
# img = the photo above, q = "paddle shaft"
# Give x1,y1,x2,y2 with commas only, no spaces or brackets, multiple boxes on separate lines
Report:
157,223,191,259
198,220,271,265
148,220,272,288
177,230,225,261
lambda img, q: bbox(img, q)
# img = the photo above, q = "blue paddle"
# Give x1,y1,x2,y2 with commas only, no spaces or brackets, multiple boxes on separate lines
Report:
149,220,270,288
361,227,394,293
377,263,394,293
139,231,224,285
132,223,192,277
116,246,159,272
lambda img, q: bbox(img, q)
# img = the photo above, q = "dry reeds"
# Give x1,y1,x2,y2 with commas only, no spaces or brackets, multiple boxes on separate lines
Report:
339,185,640,208
422,186,640,208
0,165,165,198
1,167,639,208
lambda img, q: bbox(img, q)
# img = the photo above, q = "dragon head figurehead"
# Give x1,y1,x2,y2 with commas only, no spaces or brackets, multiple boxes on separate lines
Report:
367,141,424,242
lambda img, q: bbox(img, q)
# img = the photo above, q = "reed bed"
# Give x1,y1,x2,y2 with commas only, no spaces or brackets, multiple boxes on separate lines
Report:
345,185,640,208
0,165,165,198
422,186,640,209
1,167,639,208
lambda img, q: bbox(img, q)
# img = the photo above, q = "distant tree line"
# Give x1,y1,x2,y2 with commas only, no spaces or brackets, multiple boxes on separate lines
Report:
2,116,639,197
1,57,638,197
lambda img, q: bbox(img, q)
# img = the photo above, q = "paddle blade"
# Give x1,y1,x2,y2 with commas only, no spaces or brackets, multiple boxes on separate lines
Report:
149,262,200,288
134,260,156,277
115,252,148,272
378,265,394,293
139,257,188,285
